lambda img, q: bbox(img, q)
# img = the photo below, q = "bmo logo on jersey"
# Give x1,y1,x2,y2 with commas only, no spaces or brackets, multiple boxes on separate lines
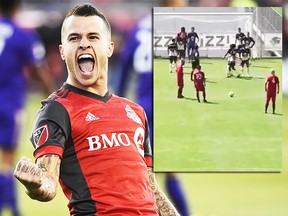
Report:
87,127,145,156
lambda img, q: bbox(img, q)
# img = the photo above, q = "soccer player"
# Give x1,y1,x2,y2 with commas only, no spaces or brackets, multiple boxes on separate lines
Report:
235,27,246,47
167,38,178,73
14,4,179,216
176,59,185,99
193,65,207,103
191,45,200,70
176,27,188,59
0,0,53,215
242,31,255,49
222,44,240,77
265,69,280,114
241,32,255,66
239,46,251,77
187,27,199,62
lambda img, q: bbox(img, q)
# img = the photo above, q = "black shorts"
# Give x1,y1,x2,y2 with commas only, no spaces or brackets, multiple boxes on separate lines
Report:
192,60,199,69
241,59,249,67
169,56,177,63
178,50,186,59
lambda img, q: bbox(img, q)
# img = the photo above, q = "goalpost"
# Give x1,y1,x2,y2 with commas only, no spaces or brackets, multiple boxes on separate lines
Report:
153,7,282,59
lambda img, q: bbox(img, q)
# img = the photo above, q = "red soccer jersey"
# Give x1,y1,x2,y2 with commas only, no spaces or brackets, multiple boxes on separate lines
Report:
31,83,158,216
176,65,184,87
266,74,279,94
177,31,188,41
193,70,205,91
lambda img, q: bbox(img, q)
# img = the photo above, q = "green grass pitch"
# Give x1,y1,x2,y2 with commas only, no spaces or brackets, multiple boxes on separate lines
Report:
153,58,282,172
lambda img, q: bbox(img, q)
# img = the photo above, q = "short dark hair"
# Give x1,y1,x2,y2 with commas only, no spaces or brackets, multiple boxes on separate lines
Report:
64,3,111,35
0,0,21,15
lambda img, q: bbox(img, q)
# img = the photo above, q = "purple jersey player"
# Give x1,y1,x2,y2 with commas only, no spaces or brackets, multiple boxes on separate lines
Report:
117,15,153,136
0,0,53,215
187,27,199,62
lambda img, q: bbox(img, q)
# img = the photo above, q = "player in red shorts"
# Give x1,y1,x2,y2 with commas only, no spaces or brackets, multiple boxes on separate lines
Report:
13,4,179,216
193,65,207,103
265,69,280,114
176,59,185,98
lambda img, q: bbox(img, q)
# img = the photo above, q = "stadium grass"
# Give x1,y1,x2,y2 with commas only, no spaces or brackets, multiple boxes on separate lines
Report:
154,58,282,172
169,94,287,216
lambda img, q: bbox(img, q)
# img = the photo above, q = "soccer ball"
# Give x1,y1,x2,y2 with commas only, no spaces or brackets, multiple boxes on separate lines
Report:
229,91,234,97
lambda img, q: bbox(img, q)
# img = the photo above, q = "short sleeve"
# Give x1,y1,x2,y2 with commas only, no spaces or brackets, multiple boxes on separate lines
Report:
31,100,71,160
143,111,153,167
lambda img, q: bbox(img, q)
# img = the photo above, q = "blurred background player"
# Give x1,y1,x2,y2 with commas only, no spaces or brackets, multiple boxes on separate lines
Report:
222,44,240,78
191,45,200,70
235,27,246,47
0,0,53,215
187,27,199,63
242,31,255,49
193,65,207,103
176,59,185,99
117,11,190,216
176,27,188,60
241,32,255,66
265,69,279,114
168,38,178,73
239,45,251,77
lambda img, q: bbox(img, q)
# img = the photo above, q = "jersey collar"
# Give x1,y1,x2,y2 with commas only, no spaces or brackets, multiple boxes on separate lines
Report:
63,83,111,103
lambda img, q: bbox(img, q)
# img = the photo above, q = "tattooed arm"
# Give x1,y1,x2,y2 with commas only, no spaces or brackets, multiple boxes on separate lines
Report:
148,168,180,216
14,154,61,202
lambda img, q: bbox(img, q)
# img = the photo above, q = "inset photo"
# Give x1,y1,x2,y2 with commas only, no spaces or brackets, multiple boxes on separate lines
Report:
153,7,282,172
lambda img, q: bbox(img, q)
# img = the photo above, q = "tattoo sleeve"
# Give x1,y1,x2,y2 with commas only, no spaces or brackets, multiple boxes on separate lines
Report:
148,168,180,216
26,154,61,202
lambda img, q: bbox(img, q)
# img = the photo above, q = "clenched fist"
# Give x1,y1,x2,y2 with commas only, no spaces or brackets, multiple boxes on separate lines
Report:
14,156,43,190
14,154,60,202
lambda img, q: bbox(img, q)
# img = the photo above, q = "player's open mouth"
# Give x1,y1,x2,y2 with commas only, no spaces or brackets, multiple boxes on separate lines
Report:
78,54,95,74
